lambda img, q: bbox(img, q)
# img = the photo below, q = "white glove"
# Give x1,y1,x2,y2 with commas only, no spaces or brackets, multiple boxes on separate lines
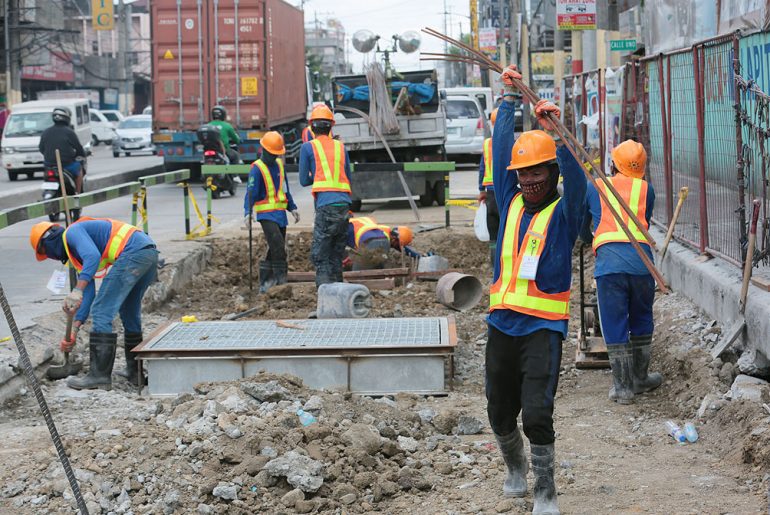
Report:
291,210,300,224
63,288,83,314
243,214,252,229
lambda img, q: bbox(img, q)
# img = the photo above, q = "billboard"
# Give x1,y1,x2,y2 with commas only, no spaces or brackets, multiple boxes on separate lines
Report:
556,0,597,30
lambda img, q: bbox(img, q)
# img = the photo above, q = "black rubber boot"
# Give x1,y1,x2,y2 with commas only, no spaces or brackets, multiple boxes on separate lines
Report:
495,427,528,497
607,344,635,404
630,334,663,394
115,333,142,386
67,332,117,391
259,260,275,293
531,443,559,515
272,261,288,286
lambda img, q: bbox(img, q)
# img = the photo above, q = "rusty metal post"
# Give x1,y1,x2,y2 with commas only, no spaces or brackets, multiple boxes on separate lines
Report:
658,55,673,222
693,45,710,254
733,34,748,250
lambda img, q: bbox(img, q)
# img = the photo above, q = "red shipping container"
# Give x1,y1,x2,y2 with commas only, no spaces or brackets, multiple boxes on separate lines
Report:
151,0,306,132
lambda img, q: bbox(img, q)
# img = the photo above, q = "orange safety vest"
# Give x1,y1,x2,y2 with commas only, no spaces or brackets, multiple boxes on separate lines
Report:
301,126,315,143
593,176,650,251
251,158,288,213
310,136,351,196
489,194,570,320
350,217,391,248
62,217,139,276
481,137,493,187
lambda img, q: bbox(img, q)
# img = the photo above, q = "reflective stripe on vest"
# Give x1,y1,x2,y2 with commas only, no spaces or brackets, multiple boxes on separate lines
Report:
252,159,288,213
310,137,351,195
489,194,570,320
62,218,139,275
592,176,649,251
351,217,391,248
302,127,314,143
481,138,493,187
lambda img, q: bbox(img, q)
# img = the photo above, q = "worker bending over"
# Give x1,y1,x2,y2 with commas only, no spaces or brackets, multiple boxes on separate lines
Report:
479,108,500,263
486,65,586,515
580,140,661,404
30,218,158,390
346,216,415,270
299,104,352,288
244,131,299,293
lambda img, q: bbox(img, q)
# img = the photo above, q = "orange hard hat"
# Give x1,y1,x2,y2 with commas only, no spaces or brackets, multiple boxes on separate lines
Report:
507,130,557,170
309,104,335,124
611,140,647,179
395,226,413,247
490,108,498,126
260,131,286,155
30,221,58,261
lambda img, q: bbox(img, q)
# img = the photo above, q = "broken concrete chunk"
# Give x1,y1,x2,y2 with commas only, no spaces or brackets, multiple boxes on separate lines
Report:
303,395,324,413
212,482,239,501
263,451,324,493
456,415,484,435
737,349,770,377
731,374,770,403
280,488,305,507
697,393,728,419
397,435,419,452
342,424,383,455
241,380,292,403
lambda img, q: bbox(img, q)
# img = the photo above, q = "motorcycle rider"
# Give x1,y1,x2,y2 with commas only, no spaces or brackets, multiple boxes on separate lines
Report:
208,105,241,164
39,107,86,194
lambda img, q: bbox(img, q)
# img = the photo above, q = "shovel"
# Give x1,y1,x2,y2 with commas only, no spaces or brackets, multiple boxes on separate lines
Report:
46,313,82,379
711,199,762,359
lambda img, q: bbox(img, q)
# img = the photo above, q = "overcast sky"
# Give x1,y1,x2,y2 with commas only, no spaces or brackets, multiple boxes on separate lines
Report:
294,0,471,73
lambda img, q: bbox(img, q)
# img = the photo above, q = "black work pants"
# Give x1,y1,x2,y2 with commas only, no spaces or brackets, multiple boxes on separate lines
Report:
311,204,349,287
486,191,500,244
259,220,287,264
485,325,563,444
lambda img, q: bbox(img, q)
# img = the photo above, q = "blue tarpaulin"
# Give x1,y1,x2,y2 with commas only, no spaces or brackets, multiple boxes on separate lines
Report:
337,82,435,103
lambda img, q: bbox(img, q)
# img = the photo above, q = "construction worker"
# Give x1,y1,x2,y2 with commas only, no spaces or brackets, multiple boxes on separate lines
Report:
299,104,352,288
580,140,660,404
244,131,299,292
479,108,499,263
39,107,86,194
208,105,241,164
29,218,158,390
346,217,415,270
486,65,586,515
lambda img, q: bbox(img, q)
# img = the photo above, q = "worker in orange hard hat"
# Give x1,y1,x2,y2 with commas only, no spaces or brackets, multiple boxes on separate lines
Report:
244,131,299,292
479,107,500,263
344,217,419,270
580,139,660,406
299,103,353,288
301,104,335,143
483,65,586,514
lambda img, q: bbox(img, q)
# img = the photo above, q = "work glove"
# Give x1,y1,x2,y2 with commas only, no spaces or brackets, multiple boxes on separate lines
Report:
291,210,300,224
534,99,560,132
59,323,80,353
62,288,83,315
478,191,487,204
243,214,252,230
501,65,523,87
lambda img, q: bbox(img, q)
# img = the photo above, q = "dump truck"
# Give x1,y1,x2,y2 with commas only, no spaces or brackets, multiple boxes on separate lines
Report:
150,0,308,175
332,69,450,211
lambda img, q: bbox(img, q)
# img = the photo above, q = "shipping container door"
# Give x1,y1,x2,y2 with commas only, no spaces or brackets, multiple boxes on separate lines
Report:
209,0,267,129
265,0,306,126
152,0,210,130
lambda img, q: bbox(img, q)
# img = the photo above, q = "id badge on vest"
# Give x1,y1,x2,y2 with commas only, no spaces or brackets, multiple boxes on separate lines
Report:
518,235,541,280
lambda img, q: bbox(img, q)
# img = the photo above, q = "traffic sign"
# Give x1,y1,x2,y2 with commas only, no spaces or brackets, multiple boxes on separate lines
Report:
610,39,637,52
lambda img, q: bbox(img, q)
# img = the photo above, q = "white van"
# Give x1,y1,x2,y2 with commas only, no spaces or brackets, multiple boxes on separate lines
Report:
90,109,117,146
443,87,495,119
2,99,92,181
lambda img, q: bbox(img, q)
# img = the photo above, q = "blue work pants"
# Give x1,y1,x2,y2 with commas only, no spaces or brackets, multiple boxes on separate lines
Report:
596,272,655,345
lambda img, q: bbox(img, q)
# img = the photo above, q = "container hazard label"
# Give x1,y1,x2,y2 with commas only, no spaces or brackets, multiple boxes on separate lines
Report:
241,77,258,96
163,50,174,60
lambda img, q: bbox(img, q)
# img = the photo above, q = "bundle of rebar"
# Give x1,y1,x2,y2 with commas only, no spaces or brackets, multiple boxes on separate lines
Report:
420,27,669,293
365,62,400,135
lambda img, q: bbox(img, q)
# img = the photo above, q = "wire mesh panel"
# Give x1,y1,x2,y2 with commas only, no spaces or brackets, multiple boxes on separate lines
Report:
646,59,668,223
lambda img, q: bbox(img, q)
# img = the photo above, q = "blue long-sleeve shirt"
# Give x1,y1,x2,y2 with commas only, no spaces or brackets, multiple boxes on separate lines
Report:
64,220,154,323
345,223,421,258
243,159,298,226
581,180,655,277
487,100,587,338
298,137,352,207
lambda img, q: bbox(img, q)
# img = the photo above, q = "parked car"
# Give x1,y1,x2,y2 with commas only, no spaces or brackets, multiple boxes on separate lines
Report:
89,109,117,146
444,96,489,160
112,115,155,157
142,106,152,116
100,110,125,127
443,87,494,119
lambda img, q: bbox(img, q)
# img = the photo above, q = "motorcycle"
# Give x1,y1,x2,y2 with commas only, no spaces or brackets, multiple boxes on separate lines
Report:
197,125,237,199
41,157,86,222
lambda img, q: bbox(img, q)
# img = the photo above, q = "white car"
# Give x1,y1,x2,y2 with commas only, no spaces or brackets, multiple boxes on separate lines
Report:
89,109,117,146
444,96,490,160
99,110,125,128
112,115,155,157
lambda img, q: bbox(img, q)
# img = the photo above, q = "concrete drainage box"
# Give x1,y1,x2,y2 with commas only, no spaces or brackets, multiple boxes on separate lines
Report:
134,317,457,397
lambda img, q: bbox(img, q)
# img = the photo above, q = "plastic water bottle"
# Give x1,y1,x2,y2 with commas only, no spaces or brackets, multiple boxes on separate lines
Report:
296,409,317,427
665,420,686,443
684,422,699,443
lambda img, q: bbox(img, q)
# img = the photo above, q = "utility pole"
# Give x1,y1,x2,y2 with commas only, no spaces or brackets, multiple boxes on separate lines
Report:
4,0,20,105
553,28,565,104
497,0,506,67
117,0,133,114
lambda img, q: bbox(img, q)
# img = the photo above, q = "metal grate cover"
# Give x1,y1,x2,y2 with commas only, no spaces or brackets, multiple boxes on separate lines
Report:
141,318,449,352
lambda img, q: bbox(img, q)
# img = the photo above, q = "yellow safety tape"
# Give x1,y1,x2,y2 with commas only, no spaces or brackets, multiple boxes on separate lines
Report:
137,188,148,227
181,183,213,239
0,336,11,343
583,156,601,171
446,199,479,211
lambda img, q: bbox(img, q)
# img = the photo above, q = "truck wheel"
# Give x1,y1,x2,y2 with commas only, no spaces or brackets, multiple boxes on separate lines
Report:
350,199,363,212
26,172,35,180
433,180,446,206
419,181,434,207
125,152,132,157
8,171,18,181
113,151,120,158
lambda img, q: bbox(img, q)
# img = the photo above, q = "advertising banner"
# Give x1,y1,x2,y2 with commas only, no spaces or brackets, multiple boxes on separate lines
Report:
556,0,597,30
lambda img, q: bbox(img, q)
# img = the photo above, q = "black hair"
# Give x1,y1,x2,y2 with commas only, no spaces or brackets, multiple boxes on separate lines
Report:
311,120,332,135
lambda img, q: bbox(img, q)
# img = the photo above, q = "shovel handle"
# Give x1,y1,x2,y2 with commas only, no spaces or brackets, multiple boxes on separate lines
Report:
65,313,73,337
740,200,762,312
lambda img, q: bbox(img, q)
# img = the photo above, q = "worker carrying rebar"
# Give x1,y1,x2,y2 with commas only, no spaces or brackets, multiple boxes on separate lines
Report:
299,104,353,288
244,131,299,293
479,107,500,263
345,216,416,270
29,217,158,390
579,140,662,404
486,65,586,515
